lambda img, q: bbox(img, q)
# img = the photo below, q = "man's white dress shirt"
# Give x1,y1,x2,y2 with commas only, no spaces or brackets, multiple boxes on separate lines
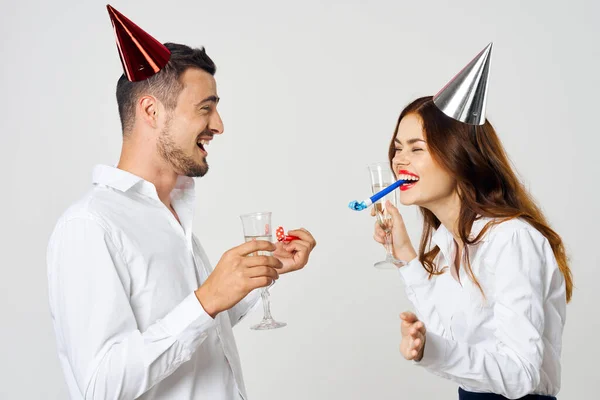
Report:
399,217,566,399
47,165,259,400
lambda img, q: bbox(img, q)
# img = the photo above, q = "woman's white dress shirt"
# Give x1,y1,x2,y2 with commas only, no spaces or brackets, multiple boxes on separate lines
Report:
399,217,566,399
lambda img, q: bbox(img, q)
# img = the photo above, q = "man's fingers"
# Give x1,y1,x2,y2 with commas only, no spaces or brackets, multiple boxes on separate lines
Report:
237,240,277,256
249,276,274,289
244,255,283,269
284,240,309,254
246,266,279,280
244,255,270,267
272,242,292,258
288,228,317,249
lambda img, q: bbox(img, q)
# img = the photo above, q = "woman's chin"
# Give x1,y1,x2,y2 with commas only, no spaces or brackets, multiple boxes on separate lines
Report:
399,196,416,206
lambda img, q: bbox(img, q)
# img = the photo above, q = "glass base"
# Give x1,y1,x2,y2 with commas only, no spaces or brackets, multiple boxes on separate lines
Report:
250,318,287,330
374,256,406,269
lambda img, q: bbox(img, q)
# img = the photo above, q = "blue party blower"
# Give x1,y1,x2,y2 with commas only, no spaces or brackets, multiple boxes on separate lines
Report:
348,179,406,211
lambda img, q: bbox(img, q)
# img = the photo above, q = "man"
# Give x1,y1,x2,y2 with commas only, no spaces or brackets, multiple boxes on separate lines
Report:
47,6,316,399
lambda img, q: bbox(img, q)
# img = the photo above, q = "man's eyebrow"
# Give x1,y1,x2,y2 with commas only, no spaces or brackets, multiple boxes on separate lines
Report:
195,95,220,107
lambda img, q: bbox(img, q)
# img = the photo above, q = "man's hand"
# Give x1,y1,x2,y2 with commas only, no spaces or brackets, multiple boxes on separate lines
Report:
272,228,317,274
400,311,426,361
195,240,283,318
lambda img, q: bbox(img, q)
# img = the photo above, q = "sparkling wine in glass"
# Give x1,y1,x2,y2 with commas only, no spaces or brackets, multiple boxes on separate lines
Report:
240,211,287,330
368,163,405,269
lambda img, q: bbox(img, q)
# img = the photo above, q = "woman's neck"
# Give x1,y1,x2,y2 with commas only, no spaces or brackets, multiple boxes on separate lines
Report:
425,191,463,245
425,191,464,280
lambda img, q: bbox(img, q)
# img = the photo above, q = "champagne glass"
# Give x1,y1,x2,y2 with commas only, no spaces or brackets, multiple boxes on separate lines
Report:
240,211,287,330
368,163,405,269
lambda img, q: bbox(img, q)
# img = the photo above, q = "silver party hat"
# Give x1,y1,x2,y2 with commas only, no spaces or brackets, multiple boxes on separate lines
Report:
433,42,493,125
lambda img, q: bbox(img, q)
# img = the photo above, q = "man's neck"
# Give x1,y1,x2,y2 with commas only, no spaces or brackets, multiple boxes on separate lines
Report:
117,139,179,208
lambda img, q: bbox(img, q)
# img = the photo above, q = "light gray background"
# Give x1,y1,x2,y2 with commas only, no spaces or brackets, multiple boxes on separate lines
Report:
1,0,598,398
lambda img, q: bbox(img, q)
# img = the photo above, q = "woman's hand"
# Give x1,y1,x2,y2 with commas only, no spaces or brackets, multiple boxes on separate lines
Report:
400,312,426,361
372,200,417,262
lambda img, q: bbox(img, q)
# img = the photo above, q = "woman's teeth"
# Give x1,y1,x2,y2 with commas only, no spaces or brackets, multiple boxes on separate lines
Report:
398,174,419,182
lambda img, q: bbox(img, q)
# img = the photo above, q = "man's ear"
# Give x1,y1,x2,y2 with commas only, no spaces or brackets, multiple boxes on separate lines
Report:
138,95,159,128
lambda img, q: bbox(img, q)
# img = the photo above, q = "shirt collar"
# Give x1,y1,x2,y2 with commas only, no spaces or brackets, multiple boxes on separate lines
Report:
92,164,196,201
432,216,493,258
470,217,493,242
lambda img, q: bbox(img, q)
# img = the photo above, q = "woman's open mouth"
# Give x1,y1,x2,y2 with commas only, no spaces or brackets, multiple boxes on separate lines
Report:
397,170,419,191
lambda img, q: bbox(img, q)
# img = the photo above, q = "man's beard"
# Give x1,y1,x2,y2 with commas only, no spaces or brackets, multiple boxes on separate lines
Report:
157,116,209,178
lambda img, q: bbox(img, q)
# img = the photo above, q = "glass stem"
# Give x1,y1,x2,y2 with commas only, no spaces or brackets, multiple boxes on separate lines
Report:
261,288,273,320
384,231,394,259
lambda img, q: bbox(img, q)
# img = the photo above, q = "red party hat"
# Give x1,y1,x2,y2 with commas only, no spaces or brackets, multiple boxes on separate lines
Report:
106,4,171,82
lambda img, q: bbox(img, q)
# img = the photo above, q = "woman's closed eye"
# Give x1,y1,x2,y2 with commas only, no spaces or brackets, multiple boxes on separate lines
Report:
395,147,424,153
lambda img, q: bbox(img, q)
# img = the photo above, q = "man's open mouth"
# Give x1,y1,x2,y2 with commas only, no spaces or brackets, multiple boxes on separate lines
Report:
197,139,210,154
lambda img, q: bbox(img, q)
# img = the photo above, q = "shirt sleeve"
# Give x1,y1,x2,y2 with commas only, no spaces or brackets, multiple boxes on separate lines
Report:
415,228,550,399
398,257,447,337
190,234,261,328
47,216,217,400
227,289,261,327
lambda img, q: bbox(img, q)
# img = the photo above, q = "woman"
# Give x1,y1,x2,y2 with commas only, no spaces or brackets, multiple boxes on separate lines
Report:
373,96,572,399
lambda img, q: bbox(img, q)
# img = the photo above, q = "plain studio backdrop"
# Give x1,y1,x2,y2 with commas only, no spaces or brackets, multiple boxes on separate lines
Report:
1,0,599,398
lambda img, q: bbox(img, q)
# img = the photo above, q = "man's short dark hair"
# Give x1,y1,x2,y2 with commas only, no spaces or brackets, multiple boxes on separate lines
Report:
116,43,216,134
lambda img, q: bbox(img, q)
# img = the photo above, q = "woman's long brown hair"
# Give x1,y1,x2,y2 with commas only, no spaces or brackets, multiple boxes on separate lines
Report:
388,96,573,302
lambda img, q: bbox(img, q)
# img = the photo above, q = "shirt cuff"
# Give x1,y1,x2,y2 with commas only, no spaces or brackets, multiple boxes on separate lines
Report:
234,288,262,324
398,257,431,287
159,292,217,351
415,331,448,370
245,288,262,312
